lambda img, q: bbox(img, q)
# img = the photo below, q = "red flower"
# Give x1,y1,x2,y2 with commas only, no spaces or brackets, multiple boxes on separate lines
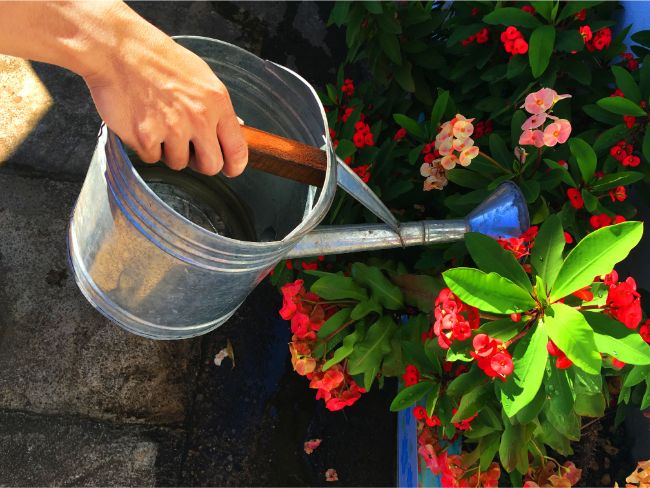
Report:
624,115,636,129
611,358,625,369
403,364,420,386
471,7,479,16
475,27,489,44
609,186,627,202
564,231,573,244
286,259,294,270
521,5,535,14
301,261,318,271
279,279,304,320
572,286,594,302
579,25,593,43
393,128,407,141
452,408,478,430
607,276,643,328
501,26,528,54
425,414,441,427
352,164,371,183
547,340,573,369
614,215,626,224
471,334,513,381
623,155,641,167
610,143,628,161
413,405,427,420
603,270,619,287
352,131,365,148
567,187,584,209
497,236,530,260
590,213,612,230
512,38,529,54
611,88,625,97
341,78,354,97
639,320,650,343
575,8,587,20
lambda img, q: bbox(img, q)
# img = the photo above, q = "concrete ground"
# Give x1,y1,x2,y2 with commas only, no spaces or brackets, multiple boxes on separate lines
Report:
0,2,395,486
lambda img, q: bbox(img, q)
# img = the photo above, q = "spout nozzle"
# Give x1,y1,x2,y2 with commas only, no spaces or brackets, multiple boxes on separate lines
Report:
466,181,529,238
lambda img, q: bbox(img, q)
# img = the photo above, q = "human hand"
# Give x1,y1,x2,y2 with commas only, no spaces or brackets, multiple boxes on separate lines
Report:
83,5,248,176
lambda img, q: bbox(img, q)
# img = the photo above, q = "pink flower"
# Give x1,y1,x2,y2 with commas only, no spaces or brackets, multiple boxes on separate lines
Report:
519,129,545,147
522,113,548,130
523,88,556,114
542,119,571,146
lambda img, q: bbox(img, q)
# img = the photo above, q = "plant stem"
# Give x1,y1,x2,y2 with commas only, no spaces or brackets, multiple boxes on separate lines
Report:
479,312,504,321
576,304,604,311
324,319,355,342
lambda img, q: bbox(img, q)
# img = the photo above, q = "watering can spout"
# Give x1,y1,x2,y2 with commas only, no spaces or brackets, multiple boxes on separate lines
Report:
285,181,529,259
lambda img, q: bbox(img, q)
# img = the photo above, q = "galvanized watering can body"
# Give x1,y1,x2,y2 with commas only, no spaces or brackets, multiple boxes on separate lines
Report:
68,37,528,340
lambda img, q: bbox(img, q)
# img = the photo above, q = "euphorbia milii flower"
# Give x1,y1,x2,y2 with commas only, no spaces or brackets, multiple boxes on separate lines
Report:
519,129,545,147
459,146,479,166
440,154,459,170
523,88,556,114
543,119,572,146
522,113,547,130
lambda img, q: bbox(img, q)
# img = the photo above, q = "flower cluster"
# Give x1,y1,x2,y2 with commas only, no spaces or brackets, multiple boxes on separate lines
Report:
500,26,528,55
426,288,480,349
309,363,366,411
452,408,478,431
622,52,640,71
606,272,643,329
413,405,442,427
497,225,538,260
639,319,650,344
589,213,625,230
609,185,627,202
519,88,572,148
402,364,420,386
352,120,374,148
341,78,354,97
610,140,641,167
280,279,325,341
524,461,582,487
567,187,583,209
585,26,612,51
473,119,493,139
462,27,489,46
393,127,407,141
547,340,572,369
470,334,514,381
352,163,371,183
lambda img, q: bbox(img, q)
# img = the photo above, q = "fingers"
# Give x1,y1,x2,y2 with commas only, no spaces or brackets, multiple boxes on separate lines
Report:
136,142,162,164
217,112,248,177
162,133,190,171
190,132,224,176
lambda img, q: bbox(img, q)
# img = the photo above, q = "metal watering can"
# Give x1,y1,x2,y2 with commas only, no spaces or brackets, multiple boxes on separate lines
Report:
67,37,529,340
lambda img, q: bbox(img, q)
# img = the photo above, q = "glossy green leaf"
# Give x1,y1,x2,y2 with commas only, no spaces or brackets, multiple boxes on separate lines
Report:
480,433,502,471
322,326,364,370
612,65,642,103
499,324,549,417
478,318,525,342
583,104,622,125
483,8,543,28
544,304,601,374
642,381,650,410
443,268,536,314
394,61,415,92
631,29,650,47
318,307,353,338
583,312,650,365
544,366,581,440
590,172,645,191
596,96,647,116
393,113,424,138
425,383,441,417
335,139,356,159
581,190,599,213
529,26,555,78
350,298,383,320
557,1,602,21
640,55,650,96
348,316,398,376
446,339,473,362
390,381,433,411
312,275,368,301
530,214,565,290
489,133,512,168
364,1,382,14
550,222,644,301
574,392,606,417
514,384,546,425
351,263,404,310
430,90,450,128
623,364,650,388
452,383,492,422
465,232,532,292
569,138,597,182
390,274,443,313
499,417,528,473
643,123,650,164
446,366,484,398
593,124,630,156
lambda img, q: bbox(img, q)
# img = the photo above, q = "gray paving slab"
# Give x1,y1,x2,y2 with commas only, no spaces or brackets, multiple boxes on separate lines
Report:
0,173,200,425
0,410,183,486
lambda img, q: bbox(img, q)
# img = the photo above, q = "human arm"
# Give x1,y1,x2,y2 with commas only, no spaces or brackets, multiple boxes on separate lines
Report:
0,1,247,176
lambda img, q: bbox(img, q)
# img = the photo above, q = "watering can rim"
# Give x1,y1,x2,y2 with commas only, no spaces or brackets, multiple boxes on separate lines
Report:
107,35,339,252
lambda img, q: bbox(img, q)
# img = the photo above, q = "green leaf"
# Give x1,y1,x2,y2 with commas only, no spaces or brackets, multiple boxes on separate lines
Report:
596,97,647,116
643,123,650,164
550,222,644,301
483,8,543,28
640,55,650,96
446,168,489,189
545,366,581,440
318,307,353,339
499,417,528,473
593,124,630,156
393,114,424,139
394,61,415,92
574,392,606,417
641,381,650,410
536,418,574,456
530,1,554,22
443,268,536,314
631,29,650,47
350,298,382,320
312,275,368,301
511,110,527,147
489,133,512,167
583,312,650,365
531,214,565,290
478,318,525,342
351,263,404,310
376,11,402,34
507,54,529,79
557,1,602,21
569,138,597,183
322,326,364,371
378,31,402,65
544,304,601,374
623,364,650,388
426,383,441,417
480,433,502,471
590,172,645,192
581,190,598,213
583,104,622,125
390,274,443,313
529,26,555,79
465,232,532,292
499,324,549,417
348,316,398,376
452,383,491,422
389,381,433,411
446,339,473,362
514,384,546,424
335,139,356,159
430,90,450,128
446,365,483,398
555,30,585,53
612,66,642,104
328,1,350,26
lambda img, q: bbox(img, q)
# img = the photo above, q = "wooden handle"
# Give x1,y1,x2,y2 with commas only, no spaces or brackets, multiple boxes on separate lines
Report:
241,125,327,187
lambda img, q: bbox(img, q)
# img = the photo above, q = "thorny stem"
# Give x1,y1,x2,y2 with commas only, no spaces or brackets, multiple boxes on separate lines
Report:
478,151,510,173
324,319,355,342
576,304,604,311
530,440,546,472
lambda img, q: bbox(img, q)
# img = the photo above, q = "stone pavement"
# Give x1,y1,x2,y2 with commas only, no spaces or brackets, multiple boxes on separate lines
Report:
0,2,395,486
